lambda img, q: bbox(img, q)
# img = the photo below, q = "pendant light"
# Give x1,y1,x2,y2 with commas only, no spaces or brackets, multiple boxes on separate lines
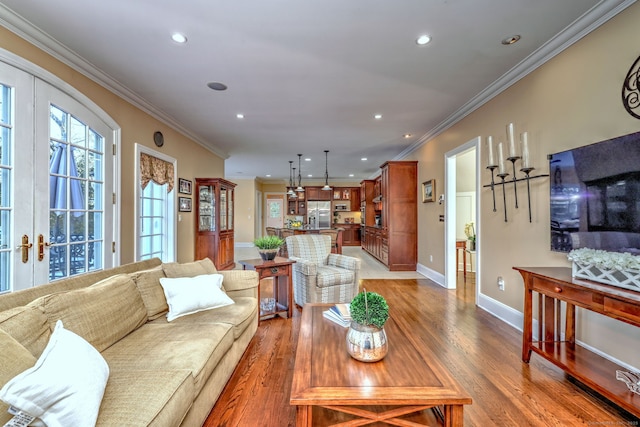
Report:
291,167,298,198
296,154,305,192
322,150,331,191
287,160,296,196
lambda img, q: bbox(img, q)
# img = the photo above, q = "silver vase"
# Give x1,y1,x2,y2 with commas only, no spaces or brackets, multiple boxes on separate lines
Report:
346,321,388,362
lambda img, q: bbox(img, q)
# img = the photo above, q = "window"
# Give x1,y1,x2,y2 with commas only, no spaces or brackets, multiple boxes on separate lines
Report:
0,83,12,292
135,144,175,262
48,104,105,280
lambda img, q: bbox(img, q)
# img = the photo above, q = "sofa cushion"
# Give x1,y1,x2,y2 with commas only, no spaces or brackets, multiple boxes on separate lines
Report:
160,274,234,321
0,305,51,358
97,369,193,427
0,329,36,426
28,274,148,352
129,266,168,320
163,258,224,291
102,322,234,394
0,320,109,427
162,297,257,340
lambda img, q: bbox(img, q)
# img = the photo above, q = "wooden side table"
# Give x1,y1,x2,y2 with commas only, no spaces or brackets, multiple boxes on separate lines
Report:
456,240,466,277
239,257,295,321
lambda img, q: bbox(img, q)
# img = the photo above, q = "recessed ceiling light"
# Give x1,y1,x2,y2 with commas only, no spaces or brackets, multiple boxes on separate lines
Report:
236,113,244,119
361,158,368,161
207,82,227,91
171,33,187,44
266,174,271,177
403,134,412,138
305,158,311,161
349,174,354,177
307,174,313,177
501,35,521,45
374,114,382,120
416,35,431,45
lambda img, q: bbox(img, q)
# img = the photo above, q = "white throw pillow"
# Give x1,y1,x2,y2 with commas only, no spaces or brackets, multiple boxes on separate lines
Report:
0,320,109,427
159,273,234,322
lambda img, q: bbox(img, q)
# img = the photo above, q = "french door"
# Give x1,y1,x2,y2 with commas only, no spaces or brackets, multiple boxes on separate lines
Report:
0,60,115,292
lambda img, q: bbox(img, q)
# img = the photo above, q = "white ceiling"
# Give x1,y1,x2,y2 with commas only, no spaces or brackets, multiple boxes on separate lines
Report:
0,0,629,183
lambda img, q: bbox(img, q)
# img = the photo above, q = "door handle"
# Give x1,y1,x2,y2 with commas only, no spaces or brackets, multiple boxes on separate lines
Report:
38,234,52,261
16,235,33,263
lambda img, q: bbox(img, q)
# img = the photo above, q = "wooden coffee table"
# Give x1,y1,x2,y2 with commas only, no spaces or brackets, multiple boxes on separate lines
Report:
290,304,472,426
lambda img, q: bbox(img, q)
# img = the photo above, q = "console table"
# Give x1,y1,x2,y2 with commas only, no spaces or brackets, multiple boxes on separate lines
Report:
514,267,640,417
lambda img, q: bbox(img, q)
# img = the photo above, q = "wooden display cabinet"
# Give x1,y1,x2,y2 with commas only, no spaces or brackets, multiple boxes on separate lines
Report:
195,178,236,270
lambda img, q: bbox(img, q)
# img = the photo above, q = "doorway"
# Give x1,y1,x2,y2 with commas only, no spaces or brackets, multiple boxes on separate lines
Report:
444,137,480,301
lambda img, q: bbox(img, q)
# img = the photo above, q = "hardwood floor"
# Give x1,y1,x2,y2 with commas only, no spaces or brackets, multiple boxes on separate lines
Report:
204,276,637,426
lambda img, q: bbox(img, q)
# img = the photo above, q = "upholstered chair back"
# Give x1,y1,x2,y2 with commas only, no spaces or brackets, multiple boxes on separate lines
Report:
285,234,330,265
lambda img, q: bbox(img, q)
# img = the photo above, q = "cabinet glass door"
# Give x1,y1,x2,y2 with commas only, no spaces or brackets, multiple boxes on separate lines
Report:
220,187,227,231
228,188,234,230
199,184,215,231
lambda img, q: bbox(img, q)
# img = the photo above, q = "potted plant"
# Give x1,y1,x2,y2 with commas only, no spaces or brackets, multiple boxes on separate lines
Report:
253,235,285,261
346,289,389,362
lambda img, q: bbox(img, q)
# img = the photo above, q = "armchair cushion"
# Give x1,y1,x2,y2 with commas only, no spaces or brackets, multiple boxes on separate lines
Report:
316,266,355,288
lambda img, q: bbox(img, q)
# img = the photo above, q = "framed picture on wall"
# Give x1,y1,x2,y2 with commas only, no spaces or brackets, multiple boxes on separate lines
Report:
422,179,435,203
178,178,192,195
179,197,192,212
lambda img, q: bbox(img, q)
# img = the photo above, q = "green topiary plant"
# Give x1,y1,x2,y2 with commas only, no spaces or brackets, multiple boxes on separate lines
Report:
349,290,389,329
253,235,285,250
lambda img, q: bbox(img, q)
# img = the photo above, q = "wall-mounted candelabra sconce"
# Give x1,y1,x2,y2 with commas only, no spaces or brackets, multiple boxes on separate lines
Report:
483,124,548,222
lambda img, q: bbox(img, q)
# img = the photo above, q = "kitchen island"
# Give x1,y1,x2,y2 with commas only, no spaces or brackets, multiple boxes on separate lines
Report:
273,227,344,254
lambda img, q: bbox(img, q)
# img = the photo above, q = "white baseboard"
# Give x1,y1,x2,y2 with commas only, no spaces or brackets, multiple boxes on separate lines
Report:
477,293,639,372
416,263,445,287
477,292,524,332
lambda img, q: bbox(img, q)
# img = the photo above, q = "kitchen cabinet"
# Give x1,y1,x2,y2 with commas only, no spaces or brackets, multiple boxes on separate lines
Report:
195,178,236,270
361,161,417,271
306,186,331,201
360,180,376,227
287,191,306,215
338,224,361,246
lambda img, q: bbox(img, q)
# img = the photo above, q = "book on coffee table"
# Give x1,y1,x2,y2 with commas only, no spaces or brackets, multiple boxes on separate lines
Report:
323,303,351,327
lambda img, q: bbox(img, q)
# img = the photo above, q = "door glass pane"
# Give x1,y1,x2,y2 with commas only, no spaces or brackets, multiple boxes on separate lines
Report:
48,104,104,281
198,184,214,232
0,83,12,293
228,189,233,230
220,187,227,231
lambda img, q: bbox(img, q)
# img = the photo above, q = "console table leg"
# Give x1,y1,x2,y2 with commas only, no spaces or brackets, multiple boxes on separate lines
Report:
522,283,533,363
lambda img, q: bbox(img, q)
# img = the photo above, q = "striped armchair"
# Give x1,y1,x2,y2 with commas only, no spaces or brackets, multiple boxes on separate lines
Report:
285,234,360,306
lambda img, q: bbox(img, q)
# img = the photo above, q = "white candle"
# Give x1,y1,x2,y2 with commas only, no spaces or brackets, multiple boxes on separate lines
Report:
498,142,506,174
507,123,517,158
486,136,496,167
521,132,530,168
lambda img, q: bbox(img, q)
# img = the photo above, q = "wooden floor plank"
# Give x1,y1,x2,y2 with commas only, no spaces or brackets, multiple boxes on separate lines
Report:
204,277,637,426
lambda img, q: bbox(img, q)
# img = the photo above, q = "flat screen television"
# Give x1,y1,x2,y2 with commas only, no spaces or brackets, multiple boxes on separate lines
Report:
549,130,640,253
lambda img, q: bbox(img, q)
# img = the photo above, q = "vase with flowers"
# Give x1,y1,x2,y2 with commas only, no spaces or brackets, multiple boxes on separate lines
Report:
464,222,476,251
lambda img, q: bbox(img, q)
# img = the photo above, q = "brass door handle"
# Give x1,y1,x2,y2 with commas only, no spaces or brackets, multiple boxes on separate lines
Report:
16,235,33,263
38,234,52,261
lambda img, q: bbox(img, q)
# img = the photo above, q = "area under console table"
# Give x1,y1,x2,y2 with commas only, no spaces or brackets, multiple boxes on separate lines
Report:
514,266,640,417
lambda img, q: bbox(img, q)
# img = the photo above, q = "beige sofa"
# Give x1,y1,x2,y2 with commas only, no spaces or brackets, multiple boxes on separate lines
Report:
0,257,259,427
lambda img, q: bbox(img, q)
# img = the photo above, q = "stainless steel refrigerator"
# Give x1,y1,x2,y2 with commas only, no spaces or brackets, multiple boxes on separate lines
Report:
307,201,331,229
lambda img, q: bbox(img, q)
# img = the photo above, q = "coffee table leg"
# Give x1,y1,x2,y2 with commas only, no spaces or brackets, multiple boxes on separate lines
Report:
443,404,464,426
296,405,311,427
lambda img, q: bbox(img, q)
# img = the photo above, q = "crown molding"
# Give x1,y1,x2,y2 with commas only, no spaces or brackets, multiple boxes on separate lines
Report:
0,3,229,160
395,0,637,161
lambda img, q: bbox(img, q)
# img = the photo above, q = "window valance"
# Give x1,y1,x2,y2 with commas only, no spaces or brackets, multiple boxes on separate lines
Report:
140,152,174,192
